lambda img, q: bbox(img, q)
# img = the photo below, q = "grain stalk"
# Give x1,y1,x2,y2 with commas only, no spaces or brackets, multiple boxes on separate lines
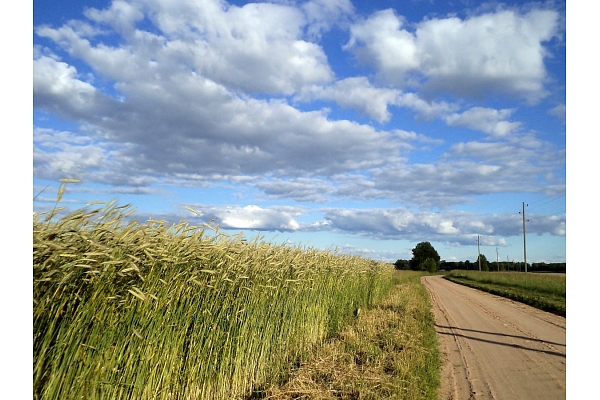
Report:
34,191,396,399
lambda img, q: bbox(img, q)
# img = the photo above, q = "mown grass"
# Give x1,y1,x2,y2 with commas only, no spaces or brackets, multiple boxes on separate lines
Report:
259,271,441,400
33,200,398,400
443,270,566,317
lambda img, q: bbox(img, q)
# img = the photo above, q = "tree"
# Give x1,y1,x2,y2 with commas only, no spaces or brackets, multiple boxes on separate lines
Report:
394,259,410,270
409,242,440,271
476,254,489,271
421,258,437,273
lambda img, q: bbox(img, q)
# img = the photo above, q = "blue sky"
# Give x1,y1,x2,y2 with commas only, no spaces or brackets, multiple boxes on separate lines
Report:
32,0,567,264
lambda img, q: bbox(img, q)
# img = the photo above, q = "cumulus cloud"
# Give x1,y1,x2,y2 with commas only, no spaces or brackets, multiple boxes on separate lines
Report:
84,0,144,38
445,135,565,172
36,1,426,182
34,127,107,180
445,107,521,137
301,0,355,39
345,9,420,81
33,0,565,250
150,0,335,95
34,54,402,181
364,135,564,208
186,204,305,232
33,126,157,187
156,203,565,245
548,103,566,124
298,77,401,123
254,177,336,203
321,207,565,242
205,127,564,208
345,8,560,103
393,92,459,120
37,0,336,96
298,77,458,123
33,56,102,118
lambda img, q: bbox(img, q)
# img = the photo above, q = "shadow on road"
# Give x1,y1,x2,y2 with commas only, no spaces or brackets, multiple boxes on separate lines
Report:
434,324,566,358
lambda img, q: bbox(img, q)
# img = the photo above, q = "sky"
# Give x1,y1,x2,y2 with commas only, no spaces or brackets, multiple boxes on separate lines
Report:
31,0,568,265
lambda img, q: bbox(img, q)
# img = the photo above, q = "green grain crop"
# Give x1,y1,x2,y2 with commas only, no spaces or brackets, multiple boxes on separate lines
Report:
33,201,396,399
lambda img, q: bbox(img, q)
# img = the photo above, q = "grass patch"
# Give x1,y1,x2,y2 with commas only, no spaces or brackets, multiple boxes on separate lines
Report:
443,271,566,317
258,271,441,400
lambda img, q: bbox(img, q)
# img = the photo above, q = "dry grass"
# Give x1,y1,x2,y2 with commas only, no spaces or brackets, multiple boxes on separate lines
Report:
256,271,441,400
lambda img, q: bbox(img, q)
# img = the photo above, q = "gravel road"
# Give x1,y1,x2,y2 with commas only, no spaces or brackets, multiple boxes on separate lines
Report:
422,275,566,400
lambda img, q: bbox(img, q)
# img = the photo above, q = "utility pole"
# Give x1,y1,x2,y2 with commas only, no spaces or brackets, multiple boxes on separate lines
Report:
521,202,528,273
496,247,499,271
477,235,481,271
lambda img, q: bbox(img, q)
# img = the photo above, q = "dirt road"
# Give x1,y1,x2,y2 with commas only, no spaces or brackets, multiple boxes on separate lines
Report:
422,275,566,400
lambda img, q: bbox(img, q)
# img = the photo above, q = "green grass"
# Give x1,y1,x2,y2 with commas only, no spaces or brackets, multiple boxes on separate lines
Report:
33,201,398,399
260,271,441,400
443,270,566,317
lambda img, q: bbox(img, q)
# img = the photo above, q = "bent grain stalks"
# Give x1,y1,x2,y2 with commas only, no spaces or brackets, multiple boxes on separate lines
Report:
33,201,396,399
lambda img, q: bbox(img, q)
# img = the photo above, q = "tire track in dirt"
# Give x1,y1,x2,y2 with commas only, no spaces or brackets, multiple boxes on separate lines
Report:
422,275,566,400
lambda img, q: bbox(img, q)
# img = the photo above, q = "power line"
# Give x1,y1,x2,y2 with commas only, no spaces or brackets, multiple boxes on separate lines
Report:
528,194,566,211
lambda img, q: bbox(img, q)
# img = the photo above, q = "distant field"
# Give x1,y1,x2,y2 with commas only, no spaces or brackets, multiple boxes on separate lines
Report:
443,270,566,317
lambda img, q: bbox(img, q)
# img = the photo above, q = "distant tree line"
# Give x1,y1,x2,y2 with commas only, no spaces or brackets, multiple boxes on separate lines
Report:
394,241,566,273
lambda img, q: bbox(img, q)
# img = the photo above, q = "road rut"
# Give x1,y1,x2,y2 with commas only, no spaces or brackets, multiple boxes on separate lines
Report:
422,275,566,400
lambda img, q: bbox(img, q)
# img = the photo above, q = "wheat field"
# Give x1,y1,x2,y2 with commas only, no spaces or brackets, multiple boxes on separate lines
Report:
33,199,396,399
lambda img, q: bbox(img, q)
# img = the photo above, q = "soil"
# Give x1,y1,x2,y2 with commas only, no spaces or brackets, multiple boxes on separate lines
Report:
422,275,566,400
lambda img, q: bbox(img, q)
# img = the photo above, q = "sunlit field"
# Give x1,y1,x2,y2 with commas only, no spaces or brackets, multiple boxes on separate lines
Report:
262,270,441,400
444,270,566,316
33,200,398,399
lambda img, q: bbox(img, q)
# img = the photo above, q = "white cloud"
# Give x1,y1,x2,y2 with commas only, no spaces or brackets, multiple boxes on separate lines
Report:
32,0,565,246
34,49,402,180
37,0,335,96
298,77,401,122
33,127,157,187
445,107,521,137
33,56,99,115
254,177,335,203
437,220,459,234
33,128,106,181
297,77,458,123
345,8,560,103
321,207,564,242
84,0,144,38
548,103,566,124
149,0,335,95
393,92,458,120
345,9,419,80
301,0,355,39
36,2,424,183
364,137,564,208
186,204,304,231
